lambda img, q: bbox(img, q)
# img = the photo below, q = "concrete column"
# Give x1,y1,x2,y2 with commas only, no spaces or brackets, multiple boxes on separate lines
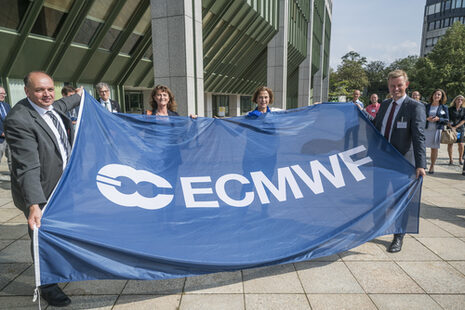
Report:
151,0,204,116
204,92,213,118
229,94,241,116
313,1,327,103
298,0,314,107
267,0,289,110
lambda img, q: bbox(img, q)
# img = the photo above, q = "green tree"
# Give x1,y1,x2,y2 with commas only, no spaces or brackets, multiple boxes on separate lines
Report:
365,60,387,98
329,51,369,99
415,22,465,100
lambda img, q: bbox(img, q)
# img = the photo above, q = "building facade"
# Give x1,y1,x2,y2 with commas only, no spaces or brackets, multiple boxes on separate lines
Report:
0,0,332,116
421,0,465,56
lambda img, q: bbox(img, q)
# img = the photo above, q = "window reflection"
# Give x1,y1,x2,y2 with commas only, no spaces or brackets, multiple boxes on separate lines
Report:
0,0,30,30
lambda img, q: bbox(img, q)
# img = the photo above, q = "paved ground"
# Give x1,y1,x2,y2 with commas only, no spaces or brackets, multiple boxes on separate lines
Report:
0,146,464,310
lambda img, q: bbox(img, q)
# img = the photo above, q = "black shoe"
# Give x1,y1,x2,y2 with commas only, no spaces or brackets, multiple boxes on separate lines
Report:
41,284,71,307
387,234,404,253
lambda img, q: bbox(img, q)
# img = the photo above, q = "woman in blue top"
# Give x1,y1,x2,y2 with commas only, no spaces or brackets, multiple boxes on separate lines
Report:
247,86,274,118
425,89,449,174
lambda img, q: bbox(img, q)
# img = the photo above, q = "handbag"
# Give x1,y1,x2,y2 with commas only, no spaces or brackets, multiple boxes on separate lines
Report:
440,128,457,144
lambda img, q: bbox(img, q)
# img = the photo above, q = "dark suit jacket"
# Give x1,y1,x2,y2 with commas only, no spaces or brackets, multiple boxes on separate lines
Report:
4,94,81,216
98,98,120,113
425,103,449,129
373,96,426,169
0,101,11,143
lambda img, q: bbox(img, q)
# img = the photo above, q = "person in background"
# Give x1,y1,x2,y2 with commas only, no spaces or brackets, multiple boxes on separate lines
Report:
0,86,11,170
373,69,426,253
96,82,120,113
62,85,79,125
351,89,364,110
447,95,465,166
247,86,274,118
5,71,82,307
148,85,179,116
425,89,449,174
412,91,427,105
365,93,380,118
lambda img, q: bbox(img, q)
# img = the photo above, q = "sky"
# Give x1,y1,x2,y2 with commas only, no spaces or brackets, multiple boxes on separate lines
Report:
330,0,426,69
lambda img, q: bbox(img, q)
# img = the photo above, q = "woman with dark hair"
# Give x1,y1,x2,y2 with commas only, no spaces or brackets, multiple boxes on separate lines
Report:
447,95,465,166
247,86,274,118
148,85,179,116
425,89,449,174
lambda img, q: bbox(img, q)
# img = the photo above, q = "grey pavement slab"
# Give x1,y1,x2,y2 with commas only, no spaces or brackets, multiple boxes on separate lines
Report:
245,293,310,310
417,237,465,260
0,223,28,240
431,294,465,310
398,261,465,294
122,278,185,295
307,294,377,310
345,261,423,293
114,294,181,310
295,261,363,293
242,264,304,294
184,271,243,294
429,219,465,237
340,241,391,261
179,293,244,310
380,236,441,261
64,280,127,295
0,240,32,263
0,263,30,291
369,294,442,310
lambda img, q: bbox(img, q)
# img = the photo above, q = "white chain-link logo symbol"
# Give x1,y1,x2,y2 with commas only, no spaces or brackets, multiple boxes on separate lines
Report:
96,164,174,210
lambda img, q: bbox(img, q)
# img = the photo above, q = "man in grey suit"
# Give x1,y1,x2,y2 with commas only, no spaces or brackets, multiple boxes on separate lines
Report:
373,69,426,253
5,71,82,307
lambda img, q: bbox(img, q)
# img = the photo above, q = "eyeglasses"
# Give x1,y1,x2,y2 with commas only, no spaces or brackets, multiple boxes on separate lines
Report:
100,90,109,93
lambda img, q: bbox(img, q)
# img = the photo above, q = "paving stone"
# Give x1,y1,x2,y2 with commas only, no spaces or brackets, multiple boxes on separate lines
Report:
0,296,37,309
429,220,465,237
417,237,465,260
113,294,181,310
340,241,391,261
6,214,26,224
449,261,465,276
380,236,441,261
0,240,13,251
0,240,32,263
369,294,441,310
46,294,117,309
398,261,465,294
179,294,244,310
0,223,28,240
242,264,304,294
0,263,30,291
184,271,242,294
308,253,341,262
123,278,185,295
295,261,363,293
414,219,453,237
345,261,422,293
431,294,465,310
245,293,310,310
64,280,127,295
307,294,376,310
0,209,22,223
0,265,36,296
420,205,460,221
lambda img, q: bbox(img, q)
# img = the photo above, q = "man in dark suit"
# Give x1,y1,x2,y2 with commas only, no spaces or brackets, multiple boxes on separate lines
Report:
0,86,11,170
373,69,426,253
96,82,120,113
4,71,82,307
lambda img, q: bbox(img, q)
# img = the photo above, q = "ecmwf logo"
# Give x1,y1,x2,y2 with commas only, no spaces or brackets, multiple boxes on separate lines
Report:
96,164,173,210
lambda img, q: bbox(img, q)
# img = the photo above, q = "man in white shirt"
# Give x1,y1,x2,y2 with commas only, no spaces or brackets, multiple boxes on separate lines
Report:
96,82,120,113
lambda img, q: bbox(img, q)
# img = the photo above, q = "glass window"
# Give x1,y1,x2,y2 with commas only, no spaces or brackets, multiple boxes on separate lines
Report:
433,37,439,45
31,6,67,38
444,17,450,27
435,2,441,13
454,16,459,23
100,28,121,50
212,95,229,117
124,91,144,113
120,33,141,55
0,0,29,30
143,47,153,59
428,22,435,30
426,38,433,47
73,18,101,45
240,96,253,114
134,7,151,35
435,20,441,29
445,0,451,10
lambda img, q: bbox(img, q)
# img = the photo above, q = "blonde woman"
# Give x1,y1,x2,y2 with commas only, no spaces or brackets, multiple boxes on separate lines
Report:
447,95,465,165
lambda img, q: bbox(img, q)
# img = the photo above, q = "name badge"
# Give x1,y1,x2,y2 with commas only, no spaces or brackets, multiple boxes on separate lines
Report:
371,109,376,113
397,121,407,129
440,110,446,115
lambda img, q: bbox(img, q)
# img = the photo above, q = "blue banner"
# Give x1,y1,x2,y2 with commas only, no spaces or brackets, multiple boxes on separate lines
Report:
37,92,422,285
